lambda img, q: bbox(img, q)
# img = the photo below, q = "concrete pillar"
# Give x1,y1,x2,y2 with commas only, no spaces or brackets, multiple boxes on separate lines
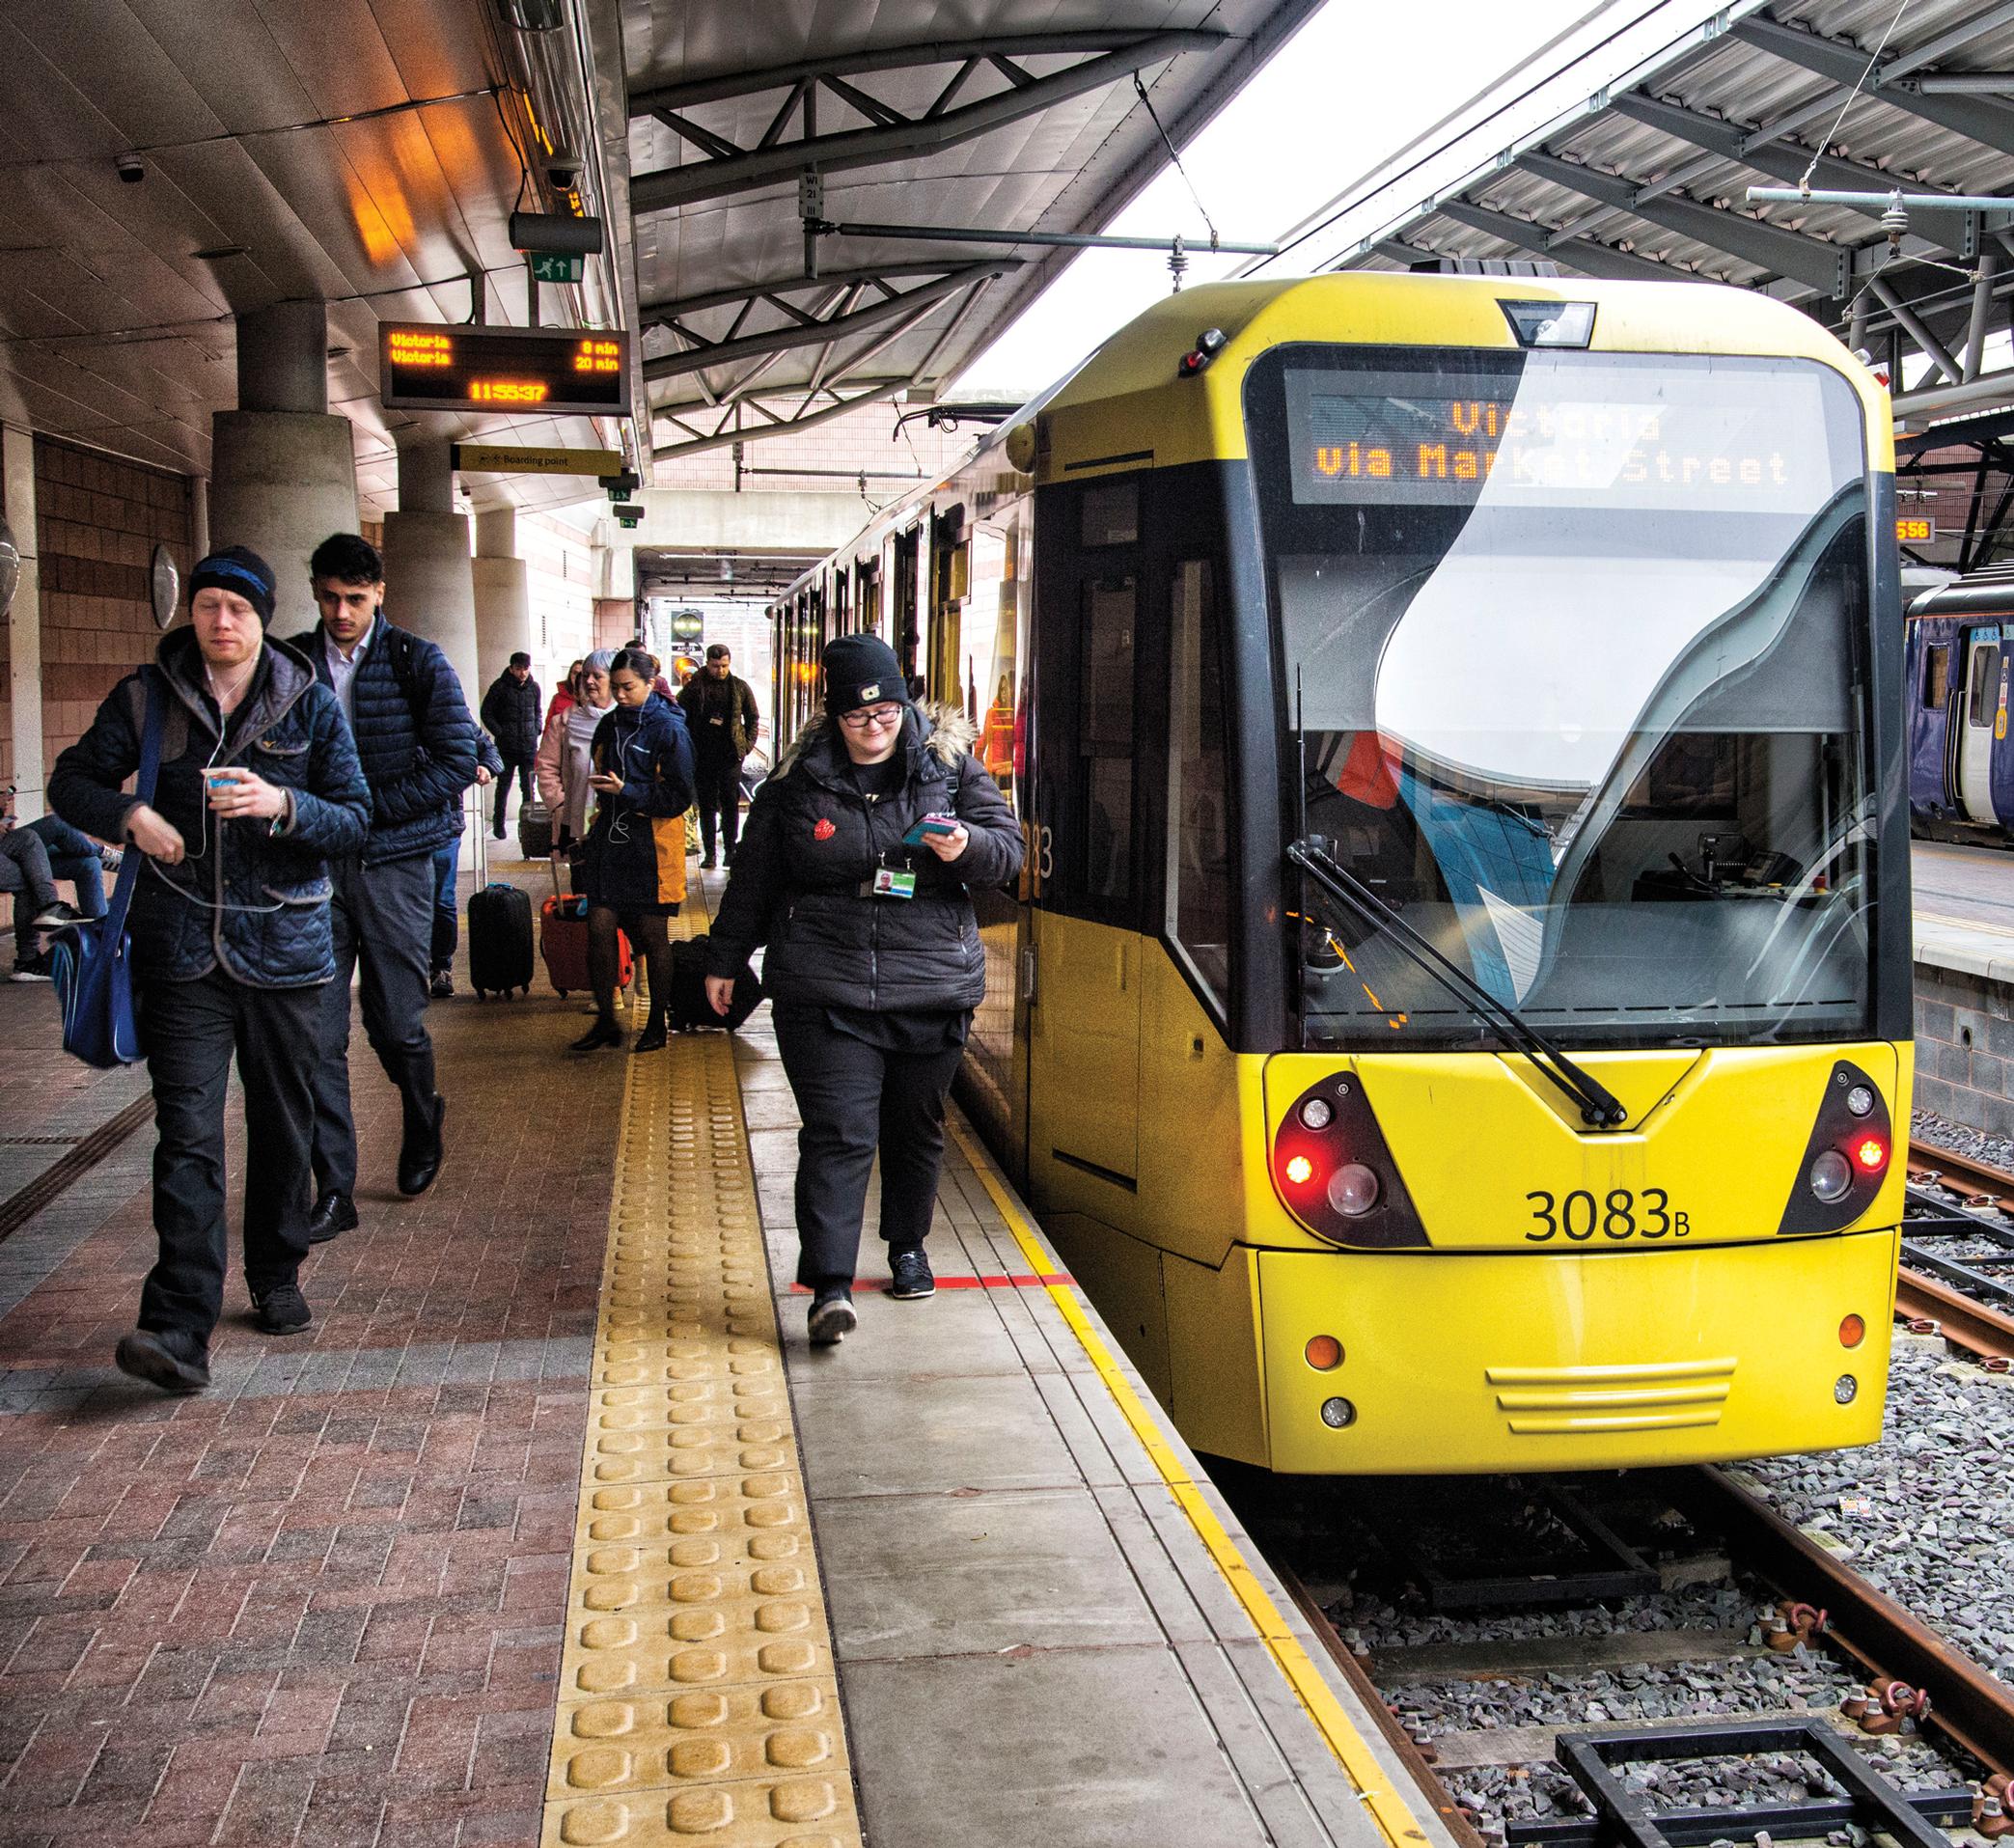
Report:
472,506,532,688
208,301,357,636
383,442,481,868
3,425,44,819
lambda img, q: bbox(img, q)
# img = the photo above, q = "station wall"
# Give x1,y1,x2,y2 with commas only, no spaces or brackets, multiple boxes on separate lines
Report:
1915,961,2014,1138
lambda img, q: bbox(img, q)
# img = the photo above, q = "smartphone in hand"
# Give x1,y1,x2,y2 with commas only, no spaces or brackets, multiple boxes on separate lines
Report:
899,813,958,848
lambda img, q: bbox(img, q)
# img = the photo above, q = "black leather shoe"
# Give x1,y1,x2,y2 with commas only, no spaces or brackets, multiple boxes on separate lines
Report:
398,1095,447,1197
807,1290,857,1346
252,1282,311,1335
886,1249,935,1300
429,969,453,1000
115,1328,210,1393
631,1015,668,1054
570,1016,623,1052
306,1191,357,1245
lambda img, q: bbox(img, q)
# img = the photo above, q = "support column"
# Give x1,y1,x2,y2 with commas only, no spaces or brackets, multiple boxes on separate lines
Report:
208,301,358,636
3,426,44,820
472,506,533,688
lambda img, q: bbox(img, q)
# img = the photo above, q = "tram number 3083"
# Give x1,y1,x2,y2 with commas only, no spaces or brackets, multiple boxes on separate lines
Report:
1524,1189,1692,1242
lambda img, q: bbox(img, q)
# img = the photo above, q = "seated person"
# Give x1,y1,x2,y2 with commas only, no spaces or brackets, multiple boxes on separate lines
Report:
0,791,92,979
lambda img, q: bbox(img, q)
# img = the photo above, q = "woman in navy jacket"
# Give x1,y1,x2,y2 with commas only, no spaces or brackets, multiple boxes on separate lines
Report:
571,648,696,1054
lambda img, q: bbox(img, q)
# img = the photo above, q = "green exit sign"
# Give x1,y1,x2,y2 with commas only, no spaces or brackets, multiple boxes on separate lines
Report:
530,252,584,284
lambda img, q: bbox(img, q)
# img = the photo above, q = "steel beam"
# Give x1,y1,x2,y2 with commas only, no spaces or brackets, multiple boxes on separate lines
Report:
1868,275,1964,384
1432,201,1683,283
631,30,1224,214
640,263,1008,383
652,379,913,462
638,260,1018,326
1731,14,2014,162
1515,151,1848,295
1969,251,2001,378
1606,93,1974,249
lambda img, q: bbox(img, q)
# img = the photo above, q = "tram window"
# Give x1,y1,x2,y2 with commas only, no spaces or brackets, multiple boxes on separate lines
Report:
1082,575,1136,900
1969,644,2000,728
1921,644,1952,711
1081,480,1139,547
1167,561,1231,1007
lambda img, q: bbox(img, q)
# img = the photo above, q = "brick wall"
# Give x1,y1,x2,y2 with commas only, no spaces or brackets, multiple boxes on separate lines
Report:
1915,961,2014,1137
36,436,196,766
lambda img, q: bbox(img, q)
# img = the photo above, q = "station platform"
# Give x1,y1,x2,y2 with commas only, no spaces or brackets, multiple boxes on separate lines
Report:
1914,838,2014,979
0,863,1448,1848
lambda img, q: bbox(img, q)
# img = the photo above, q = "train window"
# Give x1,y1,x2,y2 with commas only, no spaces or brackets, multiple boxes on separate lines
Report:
1081,480,1139,547
1166,561,1231,1009
1969,644,2000,728
1082,575,1136,900
1922,644,1952,710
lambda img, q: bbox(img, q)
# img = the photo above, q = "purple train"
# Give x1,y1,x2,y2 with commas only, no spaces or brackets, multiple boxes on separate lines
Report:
1907,564,2014,844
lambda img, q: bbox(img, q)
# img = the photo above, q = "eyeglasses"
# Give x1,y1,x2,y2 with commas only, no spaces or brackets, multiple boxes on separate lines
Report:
839,703,903,731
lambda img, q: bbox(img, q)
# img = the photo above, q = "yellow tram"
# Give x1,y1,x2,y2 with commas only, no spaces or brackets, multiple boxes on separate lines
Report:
768,273,1912,1474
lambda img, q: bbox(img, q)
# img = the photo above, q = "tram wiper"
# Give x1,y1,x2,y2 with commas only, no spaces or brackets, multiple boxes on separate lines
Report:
1288,838,1629,1130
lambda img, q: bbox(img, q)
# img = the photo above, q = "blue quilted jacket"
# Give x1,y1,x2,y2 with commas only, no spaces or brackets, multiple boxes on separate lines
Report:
48,630,371,989
286,614,480,866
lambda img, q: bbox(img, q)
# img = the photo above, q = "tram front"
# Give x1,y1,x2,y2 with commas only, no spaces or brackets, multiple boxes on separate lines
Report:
1242,300,1913,1472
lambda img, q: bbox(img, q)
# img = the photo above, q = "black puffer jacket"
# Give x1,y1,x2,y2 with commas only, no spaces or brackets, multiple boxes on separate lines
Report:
49,630,371,988
707,703,1023,1011
480,669,542,759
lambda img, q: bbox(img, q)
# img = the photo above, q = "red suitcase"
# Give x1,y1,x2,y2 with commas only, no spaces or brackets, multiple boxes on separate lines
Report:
540,894,632,998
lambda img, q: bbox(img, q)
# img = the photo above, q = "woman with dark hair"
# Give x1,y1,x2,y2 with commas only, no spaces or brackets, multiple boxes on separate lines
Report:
535,648,616,885
570,648,696,1055
704,634,1022,1344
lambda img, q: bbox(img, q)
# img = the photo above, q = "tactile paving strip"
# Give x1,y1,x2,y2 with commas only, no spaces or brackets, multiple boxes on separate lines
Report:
542,1032,862,1848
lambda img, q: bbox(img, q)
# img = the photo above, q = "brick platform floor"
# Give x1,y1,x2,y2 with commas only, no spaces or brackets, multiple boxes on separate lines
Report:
0,862,625,1847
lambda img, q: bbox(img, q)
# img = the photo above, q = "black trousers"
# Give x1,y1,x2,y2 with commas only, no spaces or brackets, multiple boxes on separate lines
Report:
309,852,436,1198
773,1006,967,1291
137,968,320,1340
492,755,534,834
693,755,742,861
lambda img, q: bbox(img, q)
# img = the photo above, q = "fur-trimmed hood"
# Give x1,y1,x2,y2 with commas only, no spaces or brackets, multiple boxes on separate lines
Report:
774,700,979,782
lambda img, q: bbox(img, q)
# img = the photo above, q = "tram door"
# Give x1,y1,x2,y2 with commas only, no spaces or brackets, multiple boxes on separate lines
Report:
1031,567,1143,1186
1958,628,2004,825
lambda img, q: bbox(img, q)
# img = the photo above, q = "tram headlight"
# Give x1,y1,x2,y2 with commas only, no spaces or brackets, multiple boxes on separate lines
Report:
1808,1149,1854,1202
1845,1084,1876,1117
1319,1396,1357,1428
1299,1097,1334,1131
1326,1163,1380,1217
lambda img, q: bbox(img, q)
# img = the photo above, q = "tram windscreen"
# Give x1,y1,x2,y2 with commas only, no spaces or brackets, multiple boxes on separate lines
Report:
1248,345,1877,1050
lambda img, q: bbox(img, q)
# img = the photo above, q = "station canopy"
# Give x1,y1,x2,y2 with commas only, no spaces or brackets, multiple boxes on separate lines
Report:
0,0,1314,511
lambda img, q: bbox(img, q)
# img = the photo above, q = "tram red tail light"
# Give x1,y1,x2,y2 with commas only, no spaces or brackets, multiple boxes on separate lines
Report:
1779,1061,1892,1237
1284,1154,1314,1186
1854,1136,1888,1172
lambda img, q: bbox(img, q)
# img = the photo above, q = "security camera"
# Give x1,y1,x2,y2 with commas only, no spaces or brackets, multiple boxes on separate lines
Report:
116,153,144,184
544,152,581,192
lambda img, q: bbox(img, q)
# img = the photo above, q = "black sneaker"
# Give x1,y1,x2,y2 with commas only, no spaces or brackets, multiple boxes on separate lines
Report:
253,1282,311,1335
306,1191,357,1244
429,969,453,1000
114,1328,210,1393
699,855,717,870
10,953,53,982
31,899,87,928
886,1249,935,1300
807,1290,856,1346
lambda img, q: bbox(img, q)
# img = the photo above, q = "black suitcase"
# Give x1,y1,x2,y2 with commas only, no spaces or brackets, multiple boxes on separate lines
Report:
668,935,762,1032
517,801,554,861
467,882,534,998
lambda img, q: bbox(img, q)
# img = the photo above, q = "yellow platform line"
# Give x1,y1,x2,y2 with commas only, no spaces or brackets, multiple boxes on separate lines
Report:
949,1120,1435,1848
541,1030,864,1847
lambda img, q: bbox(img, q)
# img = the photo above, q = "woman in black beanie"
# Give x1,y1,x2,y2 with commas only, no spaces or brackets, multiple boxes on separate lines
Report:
704,634,1024,1344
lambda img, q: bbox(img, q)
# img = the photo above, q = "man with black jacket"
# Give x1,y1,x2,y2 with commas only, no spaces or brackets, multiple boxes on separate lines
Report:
676,643,759,869
479,651,541,839
290,534,479,1243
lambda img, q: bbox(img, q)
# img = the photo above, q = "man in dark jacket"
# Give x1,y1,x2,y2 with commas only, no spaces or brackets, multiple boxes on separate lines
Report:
479,650,541,839
676,644,760,869
50,546,371,1392
290,533,479,1244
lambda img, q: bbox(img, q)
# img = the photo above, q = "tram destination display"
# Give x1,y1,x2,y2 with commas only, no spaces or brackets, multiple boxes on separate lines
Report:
1283,356,1836,516
379,323,627,417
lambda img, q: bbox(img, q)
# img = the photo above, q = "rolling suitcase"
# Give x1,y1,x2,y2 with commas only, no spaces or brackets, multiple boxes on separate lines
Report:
541,894,632,998
467,882,534,998
667,934,762,1032
517,800,554,861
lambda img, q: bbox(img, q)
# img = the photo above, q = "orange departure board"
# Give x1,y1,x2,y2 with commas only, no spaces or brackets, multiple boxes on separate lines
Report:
379,323,627,417
1895,516,1936,543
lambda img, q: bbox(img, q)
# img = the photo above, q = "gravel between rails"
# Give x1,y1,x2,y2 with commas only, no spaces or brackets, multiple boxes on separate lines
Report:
1915,1107,2014,1178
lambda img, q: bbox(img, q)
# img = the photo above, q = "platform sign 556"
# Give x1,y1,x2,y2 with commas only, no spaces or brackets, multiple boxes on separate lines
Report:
1896,515,1937,544
379,323,628,418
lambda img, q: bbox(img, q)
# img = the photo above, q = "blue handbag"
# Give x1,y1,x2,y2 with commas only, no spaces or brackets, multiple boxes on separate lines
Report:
48,678,164,1067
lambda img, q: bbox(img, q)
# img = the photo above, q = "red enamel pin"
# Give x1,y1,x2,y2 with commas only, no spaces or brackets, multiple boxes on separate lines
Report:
814,818,837,841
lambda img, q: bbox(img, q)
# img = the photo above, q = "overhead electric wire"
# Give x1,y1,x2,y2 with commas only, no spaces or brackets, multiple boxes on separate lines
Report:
1132,70,1220,250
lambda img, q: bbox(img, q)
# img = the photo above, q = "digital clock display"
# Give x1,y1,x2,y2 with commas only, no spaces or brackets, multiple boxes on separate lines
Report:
1283,356,1841,517
378,322,628,418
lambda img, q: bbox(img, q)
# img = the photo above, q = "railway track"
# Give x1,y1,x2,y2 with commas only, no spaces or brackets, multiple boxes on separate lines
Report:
1904,1141,2014,1365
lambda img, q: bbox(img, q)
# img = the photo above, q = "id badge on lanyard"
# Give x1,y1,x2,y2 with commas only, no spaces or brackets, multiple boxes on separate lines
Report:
871,866,917,899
